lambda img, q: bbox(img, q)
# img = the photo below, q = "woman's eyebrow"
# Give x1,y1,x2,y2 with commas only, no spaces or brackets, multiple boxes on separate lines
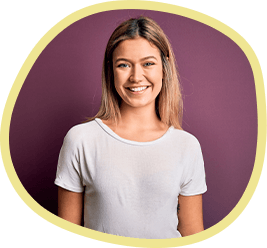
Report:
114,58,130,64
114,56,158,64
140,56,158,61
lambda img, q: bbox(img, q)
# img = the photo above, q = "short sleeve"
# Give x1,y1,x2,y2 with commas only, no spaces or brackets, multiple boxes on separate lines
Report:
54,129,84,193
180,142,207,196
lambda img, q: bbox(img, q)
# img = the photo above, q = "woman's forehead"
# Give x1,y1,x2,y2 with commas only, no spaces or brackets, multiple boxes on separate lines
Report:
113,37,161,61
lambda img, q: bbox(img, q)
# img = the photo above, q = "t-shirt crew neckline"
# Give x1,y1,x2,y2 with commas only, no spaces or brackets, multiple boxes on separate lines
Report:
94,118,174,146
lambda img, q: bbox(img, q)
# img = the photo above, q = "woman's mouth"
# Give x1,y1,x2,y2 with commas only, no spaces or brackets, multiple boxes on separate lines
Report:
127,86,149,93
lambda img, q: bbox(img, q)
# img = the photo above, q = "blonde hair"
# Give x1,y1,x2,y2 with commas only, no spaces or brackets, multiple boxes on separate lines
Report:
87,16,183,129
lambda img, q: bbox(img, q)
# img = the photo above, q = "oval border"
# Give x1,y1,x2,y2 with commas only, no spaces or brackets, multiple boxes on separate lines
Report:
0,1,266,247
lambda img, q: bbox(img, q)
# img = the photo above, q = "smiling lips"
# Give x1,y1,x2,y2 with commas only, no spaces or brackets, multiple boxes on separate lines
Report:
127,86,149,93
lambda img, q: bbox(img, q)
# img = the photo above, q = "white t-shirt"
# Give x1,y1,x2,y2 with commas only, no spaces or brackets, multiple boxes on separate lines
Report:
55,118,207,239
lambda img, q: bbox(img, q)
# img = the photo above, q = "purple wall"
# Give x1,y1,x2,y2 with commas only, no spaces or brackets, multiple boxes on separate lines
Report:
9,10,257,230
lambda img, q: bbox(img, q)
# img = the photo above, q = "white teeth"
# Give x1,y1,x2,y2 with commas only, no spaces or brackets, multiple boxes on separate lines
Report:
129,86,148,92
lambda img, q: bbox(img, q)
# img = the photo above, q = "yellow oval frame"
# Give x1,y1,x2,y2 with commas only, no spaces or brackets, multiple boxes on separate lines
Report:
0,1,266,247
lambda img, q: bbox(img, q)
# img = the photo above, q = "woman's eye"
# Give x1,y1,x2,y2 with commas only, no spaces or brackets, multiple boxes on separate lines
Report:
118,63,129,68
144,62,154,67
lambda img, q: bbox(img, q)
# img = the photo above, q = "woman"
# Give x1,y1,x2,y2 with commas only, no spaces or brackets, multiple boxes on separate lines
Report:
55,16,207,239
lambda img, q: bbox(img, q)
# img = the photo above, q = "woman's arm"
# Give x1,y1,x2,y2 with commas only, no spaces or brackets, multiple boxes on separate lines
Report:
177,194,204,237
58,187,83,225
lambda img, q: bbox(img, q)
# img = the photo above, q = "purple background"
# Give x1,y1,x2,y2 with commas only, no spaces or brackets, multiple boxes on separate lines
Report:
9,10,257,230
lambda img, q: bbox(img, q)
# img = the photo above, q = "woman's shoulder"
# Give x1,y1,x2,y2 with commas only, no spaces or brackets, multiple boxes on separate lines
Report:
171,127,201,148
64,119,99,143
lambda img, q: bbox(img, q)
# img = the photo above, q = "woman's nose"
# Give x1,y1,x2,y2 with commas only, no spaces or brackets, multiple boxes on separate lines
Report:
130,65,144,83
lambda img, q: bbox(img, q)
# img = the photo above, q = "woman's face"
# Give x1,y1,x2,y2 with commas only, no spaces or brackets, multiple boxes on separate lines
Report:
112,37,163,110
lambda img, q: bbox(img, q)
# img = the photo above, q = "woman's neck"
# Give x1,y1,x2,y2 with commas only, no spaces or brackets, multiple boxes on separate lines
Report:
118,102,162,131
101,102,169,142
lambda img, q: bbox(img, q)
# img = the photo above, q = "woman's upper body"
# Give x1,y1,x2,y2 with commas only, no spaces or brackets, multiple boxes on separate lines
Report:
55,118,207,238
56,16,207,238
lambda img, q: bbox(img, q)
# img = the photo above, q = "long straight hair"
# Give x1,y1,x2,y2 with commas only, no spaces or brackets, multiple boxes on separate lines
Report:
87,16,183,129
